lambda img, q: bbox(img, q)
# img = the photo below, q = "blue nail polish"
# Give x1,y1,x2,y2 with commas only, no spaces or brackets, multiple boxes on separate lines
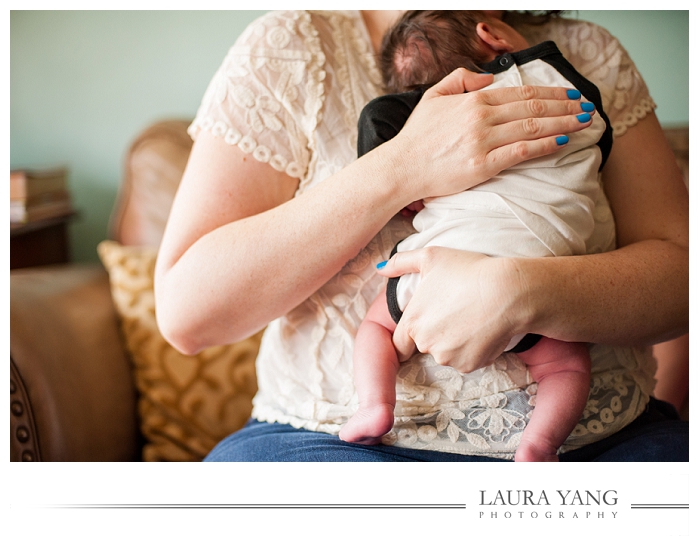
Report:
577,113,591,123
581,102,594,112
556,135,569,146
566,89,581,100
376,260,387,270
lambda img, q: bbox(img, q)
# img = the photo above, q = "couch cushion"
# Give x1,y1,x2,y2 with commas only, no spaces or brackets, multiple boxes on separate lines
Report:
10,264,140,461
109,120,193,247
97,240,262,462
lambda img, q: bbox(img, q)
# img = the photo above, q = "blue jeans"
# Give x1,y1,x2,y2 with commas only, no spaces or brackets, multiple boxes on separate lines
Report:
204,398,688,462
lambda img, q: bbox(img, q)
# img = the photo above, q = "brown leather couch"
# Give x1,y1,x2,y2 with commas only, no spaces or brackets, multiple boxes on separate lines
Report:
9,120,689,462
10,120,194,461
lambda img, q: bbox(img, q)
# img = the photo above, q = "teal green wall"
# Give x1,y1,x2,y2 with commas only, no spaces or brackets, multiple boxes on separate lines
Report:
11,10,689,263
11,11,265,263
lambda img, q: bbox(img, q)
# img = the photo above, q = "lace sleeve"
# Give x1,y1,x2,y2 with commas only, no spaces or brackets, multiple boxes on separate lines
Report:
188,11,326,180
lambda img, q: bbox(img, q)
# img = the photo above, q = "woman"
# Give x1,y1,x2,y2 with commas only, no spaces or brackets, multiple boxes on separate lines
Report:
154,10,688,461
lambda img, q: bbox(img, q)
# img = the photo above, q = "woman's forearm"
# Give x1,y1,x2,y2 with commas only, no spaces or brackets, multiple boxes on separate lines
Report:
516,238,688,347
156,139,408,355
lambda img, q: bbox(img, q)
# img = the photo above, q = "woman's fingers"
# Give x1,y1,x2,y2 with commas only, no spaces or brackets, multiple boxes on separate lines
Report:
480,112,594,167
453,90,597,178
480,106,595,175
483,97,596,129
376,247,505,367
376,248,424,278
487,105,594,142
465,84,596,141
477,83,584,108
486,134,572,169
376,248,533,372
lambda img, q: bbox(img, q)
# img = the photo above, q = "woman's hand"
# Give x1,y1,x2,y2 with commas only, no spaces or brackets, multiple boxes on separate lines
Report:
387,67,595,203
377,246,526,372
377,112,688,374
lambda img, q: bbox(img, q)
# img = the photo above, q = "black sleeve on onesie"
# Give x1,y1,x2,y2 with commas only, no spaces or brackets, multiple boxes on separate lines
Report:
357,88,424,158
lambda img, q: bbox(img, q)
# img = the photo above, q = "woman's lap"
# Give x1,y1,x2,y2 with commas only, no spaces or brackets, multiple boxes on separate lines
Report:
204,398,688,462
204,419,505,462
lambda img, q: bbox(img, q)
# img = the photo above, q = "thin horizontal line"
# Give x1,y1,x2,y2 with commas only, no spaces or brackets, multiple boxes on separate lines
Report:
46,503,466,510
630,504,689,509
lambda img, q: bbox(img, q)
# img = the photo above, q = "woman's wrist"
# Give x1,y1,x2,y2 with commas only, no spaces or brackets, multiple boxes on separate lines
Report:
504,241,688,348
502,255,592,343
360,133,421,209
491,256,541,339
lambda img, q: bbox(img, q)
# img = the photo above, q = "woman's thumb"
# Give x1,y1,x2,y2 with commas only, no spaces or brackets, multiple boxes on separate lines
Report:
426,67,493,98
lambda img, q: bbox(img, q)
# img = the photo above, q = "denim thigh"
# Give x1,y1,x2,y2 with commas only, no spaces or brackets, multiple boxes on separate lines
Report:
205,398,688,462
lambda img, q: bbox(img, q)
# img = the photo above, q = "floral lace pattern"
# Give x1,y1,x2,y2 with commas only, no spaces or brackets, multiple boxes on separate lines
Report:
189,11,325,183
191,11,658,458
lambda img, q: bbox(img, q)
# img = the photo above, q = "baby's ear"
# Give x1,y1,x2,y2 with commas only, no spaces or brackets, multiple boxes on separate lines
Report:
475,21,515,54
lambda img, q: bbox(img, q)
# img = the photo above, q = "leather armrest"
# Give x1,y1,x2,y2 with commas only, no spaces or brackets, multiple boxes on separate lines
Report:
10,264,141,461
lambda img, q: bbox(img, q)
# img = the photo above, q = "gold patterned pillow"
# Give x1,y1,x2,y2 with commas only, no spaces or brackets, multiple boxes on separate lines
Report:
97,240,262,462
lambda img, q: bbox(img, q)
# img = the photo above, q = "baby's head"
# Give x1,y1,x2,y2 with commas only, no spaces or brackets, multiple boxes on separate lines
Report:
379,10,529,93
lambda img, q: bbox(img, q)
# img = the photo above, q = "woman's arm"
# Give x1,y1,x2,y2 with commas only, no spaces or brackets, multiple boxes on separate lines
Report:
155,130,405,355
379,112,688,371
155,71,597,355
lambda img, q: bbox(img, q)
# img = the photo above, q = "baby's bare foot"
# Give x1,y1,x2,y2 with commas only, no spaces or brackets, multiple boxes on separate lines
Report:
339,403,395,445
514,438,559,462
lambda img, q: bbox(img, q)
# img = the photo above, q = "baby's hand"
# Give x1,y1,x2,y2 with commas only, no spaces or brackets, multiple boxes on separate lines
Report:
400,200,424,218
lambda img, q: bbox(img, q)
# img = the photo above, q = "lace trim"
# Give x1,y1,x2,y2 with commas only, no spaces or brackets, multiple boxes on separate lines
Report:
611,96,656,137
191,116,305,179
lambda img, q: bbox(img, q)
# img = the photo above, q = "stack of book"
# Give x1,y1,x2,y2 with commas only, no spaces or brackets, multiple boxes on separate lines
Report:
10,167,74,224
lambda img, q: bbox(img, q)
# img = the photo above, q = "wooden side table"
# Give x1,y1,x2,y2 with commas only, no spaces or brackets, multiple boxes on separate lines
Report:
10,212,76,269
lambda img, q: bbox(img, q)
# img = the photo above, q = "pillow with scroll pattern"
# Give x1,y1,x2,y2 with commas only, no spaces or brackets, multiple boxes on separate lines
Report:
98,240,262,462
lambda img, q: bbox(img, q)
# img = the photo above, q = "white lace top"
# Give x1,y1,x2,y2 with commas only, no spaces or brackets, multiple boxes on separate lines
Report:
189,10,658,458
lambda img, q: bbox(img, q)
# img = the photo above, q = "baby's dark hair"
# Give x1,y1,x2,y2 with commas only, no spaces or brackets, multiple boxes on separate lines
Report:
379,10,491,93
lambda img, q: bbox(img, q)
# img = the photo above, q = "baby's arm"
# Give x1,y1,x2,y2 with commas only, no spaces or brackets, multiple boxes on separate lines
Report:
340,290,400,444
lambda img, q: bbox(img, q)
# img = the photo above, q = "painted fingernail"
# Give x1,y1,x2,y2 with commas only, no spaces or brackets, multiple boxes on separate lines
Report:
556,135,569,146
567,89,581,100
581,102,595,112
376,260,388,269
577,113,591,123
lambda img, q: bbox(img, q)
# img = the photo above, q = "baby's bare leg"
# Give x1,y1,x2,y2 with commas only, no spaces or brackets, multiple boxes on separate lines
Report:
514,337,591,462
339,291,400,445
